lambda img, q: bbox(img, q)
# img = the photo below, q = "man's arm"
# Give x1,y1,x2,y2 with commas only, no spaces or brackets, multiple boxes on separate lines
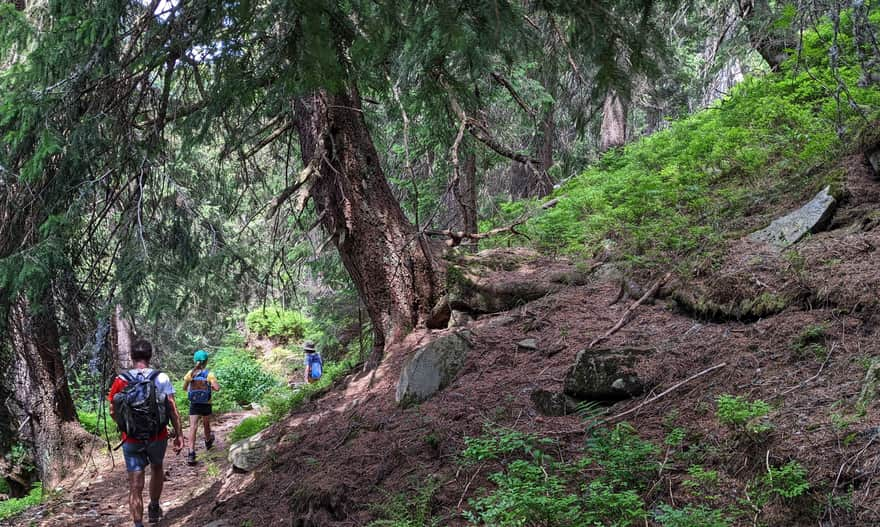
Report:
167,394,185,451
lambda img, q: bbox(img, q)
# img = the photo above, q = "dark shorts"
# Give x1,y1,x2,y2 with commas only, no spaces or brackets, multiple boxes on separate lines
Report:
189,402,213,416
122,439,167,473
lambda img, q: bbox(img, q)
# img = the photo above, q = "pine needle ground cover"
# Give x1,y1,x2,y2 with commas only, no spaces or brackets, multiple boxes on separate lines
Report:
491,15,880,270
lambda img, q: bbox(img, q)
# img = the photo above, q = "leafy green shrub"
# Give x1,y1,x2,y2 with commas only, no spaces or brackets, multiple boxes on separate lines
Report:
212,348,279,405
0,477,9,494
228,415,271,443
245,307,310,341
0,482,42,521
587,423,659,488
716,394,773,436
655,504,731,527
758,461,810,501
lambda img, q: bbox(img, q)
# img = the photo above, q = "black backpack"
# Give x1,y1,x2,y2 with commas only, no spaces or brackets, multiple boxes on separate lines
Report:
112,370,170,441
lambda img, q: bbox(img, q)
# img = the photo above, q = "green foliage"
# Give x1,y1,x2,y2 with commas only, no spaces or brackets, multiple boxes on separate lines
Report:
0,482,42,521
757,461,810,501
211,347,279,406
245,307,311,341
655,504,731,527
228,351,360,441
790,323,829,360
76,409,114,443
483,17,880,267
716,395,773,436
367,478,442,527
227,415,271,443
586,423,659,488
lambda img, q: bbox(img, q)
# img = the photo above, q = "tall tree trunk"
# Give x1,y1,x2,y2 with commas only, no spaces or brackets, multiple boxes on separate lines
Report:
111,304,132,371
7,294,93,489
600,90,628,152
452,151,478,250
294,88,445,368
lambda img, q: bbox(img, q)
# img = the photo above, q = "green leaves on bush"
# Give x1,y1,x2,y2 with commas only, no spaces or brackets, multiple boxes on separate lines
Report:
716,394,773,436
211,347,278,406
655,504,731,527
0,482,42,521
227,415,271,443
245,307,310,341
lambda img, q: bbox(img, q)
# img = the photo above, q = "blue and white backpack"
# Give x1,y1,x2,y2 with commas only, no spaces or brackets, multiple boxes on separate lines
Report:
188,369,212,403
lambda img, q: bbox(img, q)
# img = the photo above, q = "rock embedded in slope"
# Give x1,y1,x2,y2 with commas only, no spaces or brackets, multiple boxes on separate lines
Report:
396,330,474,406
748,186,837,249
229,430,271,473
530,389,580,416
867,145,880,179
563,348,650,401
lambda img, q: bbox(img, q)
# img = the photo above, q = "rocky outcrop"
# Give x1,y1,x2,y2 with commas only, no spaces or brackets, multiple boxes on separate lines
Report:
229,430,271,472
531,389,579,416
396,330,474,406
563,348,649,401
748,186,837,249
445,248,590,315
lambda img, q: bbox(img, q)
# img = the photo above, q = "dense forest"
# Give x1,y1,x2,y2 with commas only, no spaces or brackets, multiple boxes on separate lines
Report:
1,0,880,525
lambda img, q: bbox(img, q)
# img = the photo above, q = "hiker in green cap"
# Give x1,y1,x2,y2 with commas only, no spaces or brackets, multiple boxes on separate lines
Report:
182,349,221,465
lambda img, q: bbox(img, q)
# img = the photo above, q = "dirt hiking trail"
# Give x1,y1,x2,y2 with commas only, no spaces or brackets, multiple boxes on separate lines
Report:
6,411,251,527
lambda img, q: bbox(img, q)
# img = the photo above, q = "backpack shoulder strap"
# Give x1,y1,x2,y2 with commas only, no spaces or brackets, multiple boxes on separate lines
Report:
147,370,161,381
119,371,135,383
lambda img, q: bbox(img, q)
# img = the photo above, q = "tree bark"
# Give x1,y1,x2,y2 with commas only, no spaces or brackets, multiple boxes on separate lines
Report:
111,304,133,371
7,294,94,489
293,88,445,368
600,89,628,152
452,151,478,245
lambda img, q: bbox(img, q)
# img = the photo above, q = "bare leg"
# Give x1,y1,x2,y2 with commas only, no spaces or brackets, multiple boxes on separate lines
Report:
203,414,212,440
188,414,200,450
149,463,163,503
128,470,145,524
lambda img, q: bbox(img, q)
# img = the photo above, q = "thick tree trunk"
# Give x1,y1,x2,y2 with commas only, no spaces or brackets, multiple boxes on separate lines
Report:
510,105,555,199
600,90,628,152
7,294,93,489
294,89,445,368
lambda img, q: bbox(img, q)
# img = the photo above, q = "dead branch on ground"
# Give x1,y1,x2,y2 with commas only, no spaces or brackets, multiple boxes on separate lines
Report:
589,272,672,348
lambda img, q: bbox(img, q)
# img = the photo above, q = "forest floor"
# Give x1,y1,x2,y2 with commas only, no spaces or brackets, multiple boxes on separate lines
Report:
7,156,880,526
5,410,252,527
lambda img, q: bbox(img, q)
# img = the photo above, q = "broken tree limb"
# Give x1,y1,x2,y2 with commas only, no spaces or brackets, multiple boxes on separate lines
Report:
588,272,672,348
605,362,728,423
267,155,320,219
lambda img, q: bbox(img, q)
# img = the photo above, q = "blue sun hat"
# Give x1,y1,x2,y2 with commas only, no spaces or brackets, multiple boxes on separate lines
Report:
193,349,209,363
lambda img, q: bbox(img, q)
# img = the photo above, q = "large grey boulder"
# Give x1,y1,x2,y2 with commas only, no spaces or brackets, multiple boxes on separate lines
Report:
229,430,271,472
748,186,837,249
396,330,473,405
563,348,649,401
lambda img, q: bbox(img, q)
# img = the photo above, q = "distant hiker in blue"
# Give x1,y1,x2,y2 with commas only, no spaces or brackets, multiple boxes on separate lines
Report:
182,349,221,465
303,341,323,384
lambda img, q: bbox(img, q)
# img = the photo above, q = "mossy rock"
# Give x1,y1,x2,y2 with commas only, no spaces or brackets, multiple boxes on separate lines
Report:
396,330,474,406
563,348,651,401
672,287,793,321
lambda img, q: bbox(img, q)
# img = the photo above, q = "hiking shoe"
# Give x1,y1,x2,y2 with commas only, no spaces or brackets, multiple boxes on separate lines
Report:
187,451,197,466
147,502,162,523
205,433,215,451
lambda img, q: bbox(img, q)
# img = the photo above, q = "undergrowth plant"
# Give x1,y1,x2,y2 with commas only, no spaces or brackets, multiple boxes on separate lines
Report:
716,394,773,437
0,482,42,521
367,478,443,527
245,306,311,342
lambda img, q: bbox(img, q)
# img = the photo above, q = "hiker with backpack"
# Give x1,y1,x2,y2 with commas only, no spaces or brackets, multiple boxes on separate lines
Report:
182,349,221,466
108,339,184,527
303,340,323,384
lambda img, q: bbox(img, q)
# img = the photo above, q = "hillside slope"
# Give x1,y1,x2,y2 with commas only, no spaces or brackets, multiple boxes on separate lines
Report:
169,154,880,526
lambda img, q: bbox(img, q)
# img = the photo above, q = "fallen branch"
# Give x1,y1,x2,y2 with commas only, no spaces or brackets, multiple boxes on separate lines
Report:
606,362,728,422
589,272,672,348
775,343,836,399
267,155,320,219
425,196,561,246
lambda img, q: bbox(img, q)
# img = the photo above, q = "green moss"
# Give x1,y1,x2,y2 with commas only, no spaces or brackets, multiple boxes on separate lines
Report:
822,168,847,201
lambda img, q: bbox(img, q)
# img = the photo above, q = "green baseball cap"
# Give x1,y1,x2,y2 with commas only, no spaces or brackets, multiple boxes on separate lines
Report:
193,349,209,363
